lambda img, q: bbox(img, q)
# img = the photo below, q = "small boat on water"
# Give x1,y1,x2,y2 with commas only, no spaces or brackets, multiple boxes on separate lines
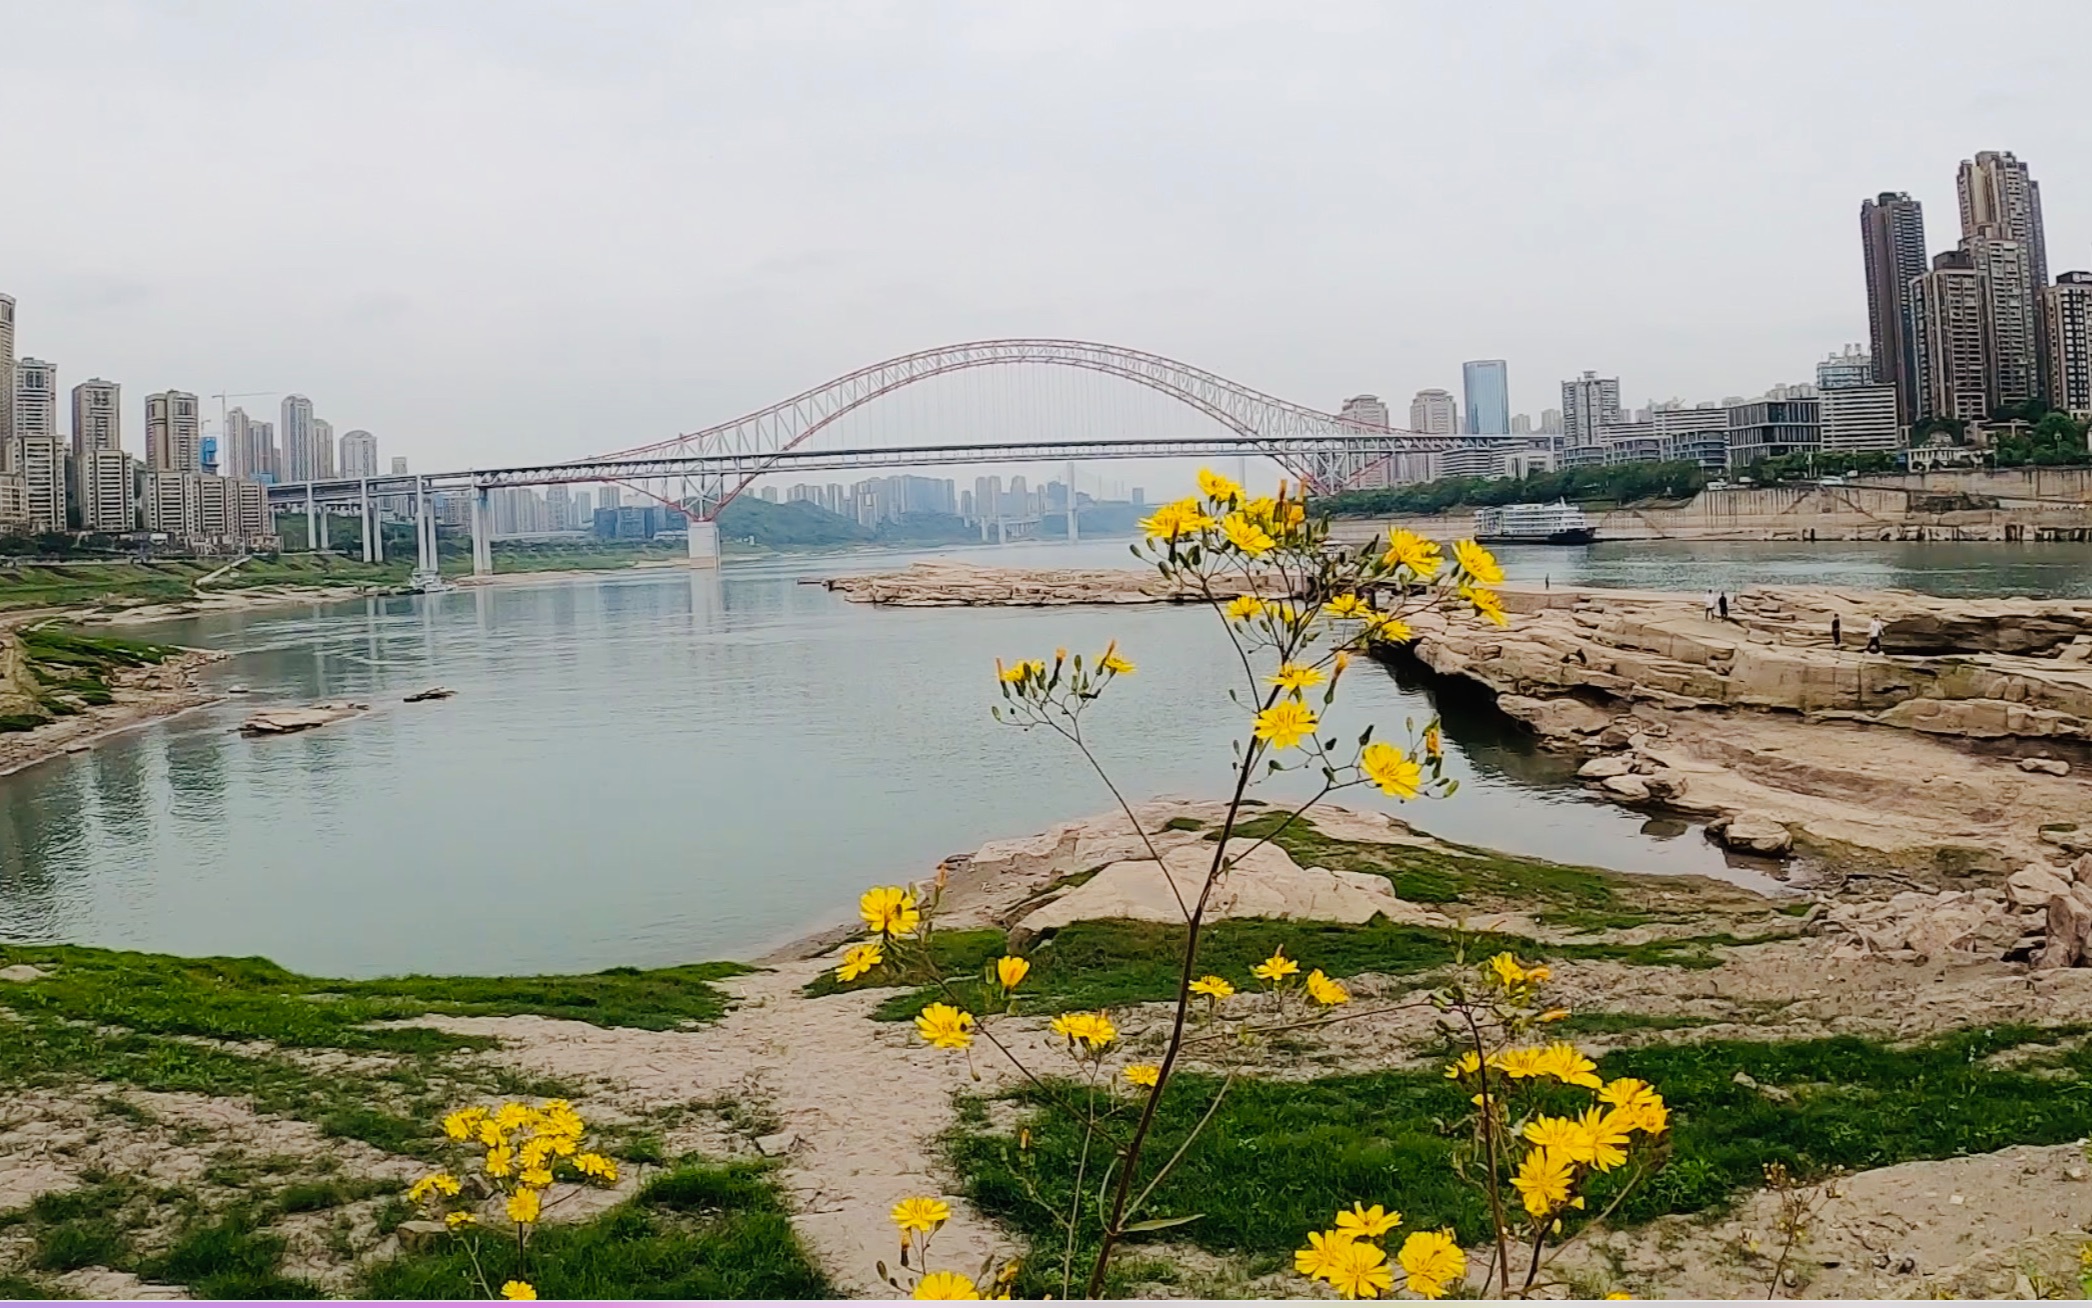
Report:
410,569,452,594
1472,500,1597,546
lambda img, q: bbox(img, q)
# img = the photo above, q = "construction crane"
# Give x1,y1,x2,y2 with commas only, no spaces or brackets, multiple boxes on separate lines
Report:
209,391,276,476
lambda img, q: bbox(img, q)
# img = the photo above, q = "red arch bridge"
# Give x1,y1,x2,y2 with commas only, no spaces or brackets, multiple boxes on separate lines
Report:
265,339,1524,573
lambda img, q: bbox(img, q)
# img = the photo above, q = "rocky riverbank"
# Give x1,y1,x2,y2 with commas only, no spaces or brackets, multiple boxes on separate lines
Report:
0,638,226,778
819,560,1260,606
1391,583,2092,880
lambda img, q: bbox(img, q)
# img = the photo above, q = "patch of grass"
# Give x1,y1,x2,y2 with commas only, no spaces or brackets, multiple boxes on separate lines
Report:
142,1210,323,1299
813,920,1753,1021
953,1024,2092,1272
0,1274,64,1299
276,1178,398,1214
1161,816,1206,832
0,946,748,1051
32,1219,130,1273
1219,810,1760,930
360,1162,830,1300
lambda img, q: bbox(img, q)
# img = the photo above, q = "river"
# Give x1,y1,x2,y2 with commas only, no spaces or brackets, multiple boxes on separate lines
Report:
2,535,2086,977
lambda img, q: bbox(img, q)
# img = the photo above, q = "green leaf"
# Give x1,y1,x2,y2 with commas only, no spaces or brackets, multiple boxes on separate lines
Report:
1122,1213,1205,1233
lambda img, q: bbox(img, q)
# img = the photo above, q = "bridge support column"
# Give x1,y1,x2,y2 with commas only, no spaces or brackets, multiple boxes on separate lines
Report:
358,482,373,563
414,482,436,574
316,505,330,553
304,484,317,554
686,518,721,569
470,491,492,577
1066,461,1079,544
979,517,989,543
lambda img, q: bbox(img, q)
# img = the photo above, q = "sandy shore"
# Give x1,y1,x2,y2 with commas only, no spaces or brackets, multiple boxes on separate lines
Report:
0,648,229,779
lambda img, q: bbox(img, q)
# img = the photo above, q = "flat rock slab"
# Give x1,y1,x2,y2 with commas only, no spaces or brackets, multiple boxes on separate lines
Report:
239,702,367,736
1013,837,1448,938
821,560,1261,607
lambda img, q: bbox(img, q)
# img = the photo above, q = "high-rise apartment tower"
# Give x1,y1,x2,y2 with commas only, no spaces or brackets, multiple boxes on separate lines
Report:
1461,360,1510,435
1859,192,1928,425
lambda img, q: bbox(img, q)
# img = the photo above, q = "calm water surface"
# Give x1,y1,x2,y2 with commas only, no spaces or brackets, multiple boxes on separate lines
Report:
3,536,2082,977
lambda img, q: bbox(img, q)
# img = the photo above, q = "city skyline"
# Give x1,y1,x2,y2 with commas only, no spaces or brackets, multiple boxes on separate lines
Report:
4,3,2089,479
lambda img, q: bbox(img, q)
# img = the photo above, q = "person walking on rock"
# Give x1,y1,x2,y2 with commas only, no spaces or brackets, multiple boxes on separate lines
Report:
1717,590,1729,621
1704,589,1718,621
1865,616,1884,653
1830,614,1842,648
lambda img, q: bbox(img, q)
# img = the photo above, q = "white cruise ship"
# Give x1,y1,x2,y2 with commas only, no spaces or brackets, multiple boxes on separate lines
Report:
1471,500,1596,546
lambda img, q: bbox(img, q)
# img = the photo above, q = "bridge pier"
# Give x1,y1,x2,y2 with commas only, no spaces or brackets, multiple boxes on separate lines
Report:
414,481,436,574
469,490,492,577
316,505,330,553
304,484,317,554
686,519,721,568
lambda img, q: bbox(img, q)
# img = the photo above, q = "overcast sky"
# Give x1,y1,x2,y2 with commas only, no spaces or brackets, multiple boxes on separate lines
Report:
4,0,2088,493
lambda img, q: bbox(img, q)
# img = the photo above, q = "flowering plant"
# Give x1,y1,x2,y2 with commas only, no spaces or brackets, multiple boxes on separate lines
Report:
843,470,1527,1296
407,1098,621,1301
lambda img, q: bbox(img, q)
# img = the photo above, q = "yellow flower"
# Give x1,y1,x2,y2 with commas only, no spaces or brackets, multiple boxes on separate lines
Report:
1296,1228,1352,1282
915,1003,976,1050
1323,1237,1394,1299
1601,1079,1668,1136
445,1210,476,1229
484,1143,514,1178
996,658,1045,684
1486,952,1530,989
1189,974,1235,1000
1335,1202,1402,1240
1268,601,1301,626
1221,513,1276,556
442,1107,486,1142
859,886,920,938
912,1270,982,1299
408,1172,462,1202
1325,592,1370,618
1443,1050,1481,1080
501,1281,536,1301
1253,700,1319,750
1371,614,1415,643
1268,662,1325,694
1578,1106,1633,1172
1536,1041,1604,1089
1382,529,1443,579
573,1152,618,1182
1523,1114,1586,1158
506,1188,542,1225
1397,1229,1466,1300
892,1196,952,1233
1139,498,1215,540
1359,742,1421,798
520,1166,554,1189
1098,641,1135,675
1453,538,1504,584
836,942,884,982
1224,594,1265,622
1305,969,1350,1006
1634,1096,1669,1136
1423,725,1442,759
1123,1063,1161,1088
495,1102,536,1133
1606,1294,1634,1300
1048,1010,1118,1050
995,955,1030,991
1252,948,1300,983
1198,468,1243,503
1493,1046,1549,1079
1510,1147,1576,1217
1462,584,1509,627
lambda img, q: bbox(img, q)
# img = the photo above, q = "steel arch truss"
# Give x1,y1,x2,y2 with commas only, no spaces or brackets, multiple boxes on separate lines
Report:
595,339,1469,519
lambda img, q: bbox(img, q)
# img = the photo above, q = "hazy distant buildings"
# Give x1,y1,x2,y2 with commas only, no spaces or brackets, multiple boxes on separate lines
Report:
1540,407,1563,435
75,451,137,532
1965,225,2041,410
1338,394,1390,428
145,390,202,472
1860,191,1928,424
18,433,65,530
339,429,379,478
1725,396,1821,469
1815,345,1874,392
14,357,57,442
1911,250,1991,423
313,417,336,479
1408,389,1458,435
1559,371,1621,462
0,292,14,469
1461,360,1510,435
280,394,315,482
1959,151,2048,292
2044,271,2092,417
66,378,119,458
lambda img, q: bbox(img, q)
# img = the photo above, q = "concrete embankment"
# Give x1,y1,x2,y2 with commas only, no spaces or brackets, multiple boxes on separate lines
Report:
1331,467,2092,544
